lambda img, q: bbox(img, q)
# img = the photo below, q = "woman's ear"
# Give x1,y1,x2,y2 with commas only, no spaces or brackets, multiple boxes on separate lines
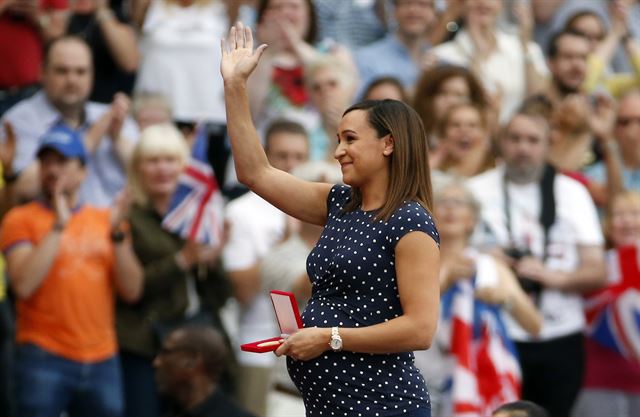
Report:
383,134,394,156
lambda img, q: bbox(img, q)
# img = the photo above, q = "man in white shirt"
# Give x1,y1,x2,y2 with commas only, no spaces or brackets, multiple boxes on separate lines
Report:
467,108,606,417
222,120,309,417
0,35,137,207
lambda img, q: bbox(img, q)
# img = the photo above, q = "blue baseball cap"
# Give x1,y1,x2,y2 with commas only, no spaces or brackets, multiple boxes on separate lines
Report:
36,125,87,164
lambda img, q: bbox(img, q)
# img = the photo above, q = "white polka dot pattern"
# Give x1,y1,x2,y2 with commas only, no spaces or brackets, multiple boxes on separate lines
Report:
287,185,440,416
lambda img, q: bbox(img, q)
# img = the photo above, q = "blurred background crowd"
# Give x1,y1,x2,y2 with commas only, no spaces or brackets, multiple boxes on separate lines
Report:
0,0,640,417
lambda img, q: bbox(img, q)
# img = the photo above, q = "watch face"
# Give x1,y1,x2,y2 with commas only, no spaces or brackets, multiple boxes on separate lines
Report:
330,338,342,350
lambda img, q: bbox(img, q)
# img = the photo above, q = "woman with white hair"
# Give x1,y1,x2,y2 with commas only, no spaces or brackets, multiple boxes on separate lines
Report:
116,123,232,417
304,55,359,161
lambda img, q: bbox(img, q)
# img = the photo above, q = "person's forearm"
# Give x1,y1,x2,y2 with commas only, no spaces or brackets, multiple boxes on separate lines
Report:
508,287,542,336
603,140,625,199
10,229,62,298
224,0,242,29
552,261,606,293
228,265,260,306
595,30,623,68
32,10,68,42
0,185,17,220
224,80,271,187
339,314,436,354
113,242,143,303
130,0,150,30
523,55,546,96
291,40,318,66
84,112,111,154
96,8,139,72
111,135,134,165
625,37,640,80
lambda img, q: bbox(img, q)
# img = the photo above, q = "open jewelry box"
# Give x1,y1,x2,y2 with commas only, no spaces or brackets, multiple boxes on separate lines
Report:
240,290,303,353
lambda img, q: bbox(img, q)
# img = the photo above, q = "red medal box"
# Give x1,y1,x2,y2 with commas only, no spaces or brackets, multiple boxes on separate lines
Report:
240,290,303,353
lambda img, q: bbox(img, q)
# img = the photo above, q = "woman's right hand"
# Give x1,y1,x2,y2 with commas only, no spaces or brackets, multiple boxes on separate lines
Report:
220,22,268,84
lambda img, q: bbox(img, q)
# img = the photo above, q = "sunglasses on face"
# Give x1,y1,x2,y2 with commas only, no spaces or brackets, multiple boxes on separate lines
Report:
616,116,640,127
158,345,194,357
571,30,605,43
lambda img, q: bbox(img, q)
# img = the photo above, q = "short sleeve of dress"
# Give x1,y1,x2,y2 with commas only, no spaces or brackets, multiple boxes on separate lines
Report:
386,201,440,249
325,184,351,217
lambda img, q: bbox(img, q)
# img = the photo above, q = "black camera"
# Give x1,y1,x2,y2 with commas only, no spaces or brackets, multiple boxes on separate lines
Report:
504,246,543,296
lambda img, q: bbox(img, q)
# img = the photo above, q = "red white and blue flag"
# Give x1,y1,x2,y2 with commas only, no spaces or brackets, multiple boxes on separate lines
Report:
584,244,640,363
440,277,521,417
162,126,224,246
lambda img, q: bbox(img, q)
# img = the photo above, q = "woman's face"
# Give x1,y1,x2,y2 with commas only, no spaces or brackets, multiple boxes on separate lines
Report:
265,0,310,40
465,0,502,28
138,153,183,200
434,186,477,240
442,106,487,162
334,110,390,188
309,67,351,110
609,196,640,247
433,76,471,120
365,82,405,102
569,14,605,53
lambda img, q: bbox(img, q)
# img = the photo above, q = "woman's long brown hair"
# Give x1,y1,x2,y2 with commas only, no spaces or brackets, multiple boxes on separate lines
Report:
342,100,434,221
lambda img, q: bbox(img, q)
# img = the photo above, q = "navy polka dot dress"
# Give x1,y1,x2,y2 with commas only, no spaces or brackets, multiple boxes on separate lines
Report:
288,185,440,417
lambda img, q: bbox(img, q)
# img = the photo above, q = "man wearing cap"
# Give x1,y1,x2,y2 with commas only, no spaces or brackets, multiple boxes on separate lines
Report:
0,125,143,417
0,34,138,207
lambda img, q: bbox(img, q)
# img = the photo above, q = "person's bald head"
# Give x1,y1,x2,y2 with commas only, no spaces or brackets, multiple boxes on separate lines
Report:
615,90,640,161
42,36,93,113
153,325,229,398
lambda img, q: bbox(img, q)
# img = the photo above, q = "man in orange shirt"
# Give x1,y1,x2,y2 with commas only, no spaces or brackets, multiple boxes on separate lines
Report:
0,125,143,417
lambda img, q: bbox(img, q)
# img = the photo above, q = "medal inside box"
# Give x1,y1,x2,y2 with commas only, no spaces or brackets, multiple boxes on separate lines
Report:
240,290,303,353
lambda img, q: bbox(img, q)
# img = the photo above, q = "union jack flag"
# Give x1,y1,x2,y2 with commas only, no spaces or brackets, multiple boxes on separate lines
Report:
162,126,224,246
585,244,640,363
439,255,521,417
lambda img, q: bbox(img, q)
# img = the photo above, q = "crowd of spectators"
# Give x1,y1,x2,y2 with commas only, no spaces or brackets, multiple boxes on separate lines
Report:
1,0,639,417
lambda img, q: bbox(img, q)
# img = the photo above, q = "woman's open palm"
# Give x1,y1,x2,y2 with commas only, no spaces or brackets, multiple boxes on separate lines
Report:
221,22,267,83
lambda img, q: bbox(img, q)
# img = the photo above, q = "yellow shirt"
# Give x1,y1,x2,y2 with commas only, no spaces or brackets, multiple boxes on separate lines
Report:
584,52,640,98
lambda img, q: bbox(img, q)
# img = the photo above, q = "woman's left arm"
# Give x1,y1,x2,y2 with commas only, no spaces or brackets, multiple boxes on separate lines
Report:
276,232,440,360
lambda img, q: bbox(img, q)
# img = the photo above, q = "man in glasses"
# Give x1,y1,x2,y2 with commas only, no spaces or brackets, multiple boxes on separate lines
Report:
154,326,255,417
585,90,640,194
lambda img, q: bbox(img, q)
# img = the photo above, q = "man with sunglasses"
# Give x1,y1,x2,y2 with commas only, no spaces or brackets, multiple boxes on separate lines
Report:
154,326,255,417
585,90,640,194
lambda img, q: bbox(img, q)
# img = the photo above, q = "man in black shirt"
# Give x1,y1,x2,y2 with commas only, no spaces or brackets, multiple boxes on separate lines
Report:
154,326,255,417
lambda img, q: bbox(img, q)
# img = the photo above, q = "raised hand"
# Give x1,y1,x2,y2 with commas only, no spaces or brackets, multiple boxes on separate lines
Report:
512,0,533,45
108,93,130,141
610,0,630,37
220,22,268,84
52,177,71,227
552,94,590,135
589,94,617,143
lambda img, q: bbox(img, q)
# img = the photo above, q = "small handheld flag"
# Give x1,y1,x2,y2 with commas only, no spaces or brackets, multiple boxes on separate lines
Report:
162,126,224,246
